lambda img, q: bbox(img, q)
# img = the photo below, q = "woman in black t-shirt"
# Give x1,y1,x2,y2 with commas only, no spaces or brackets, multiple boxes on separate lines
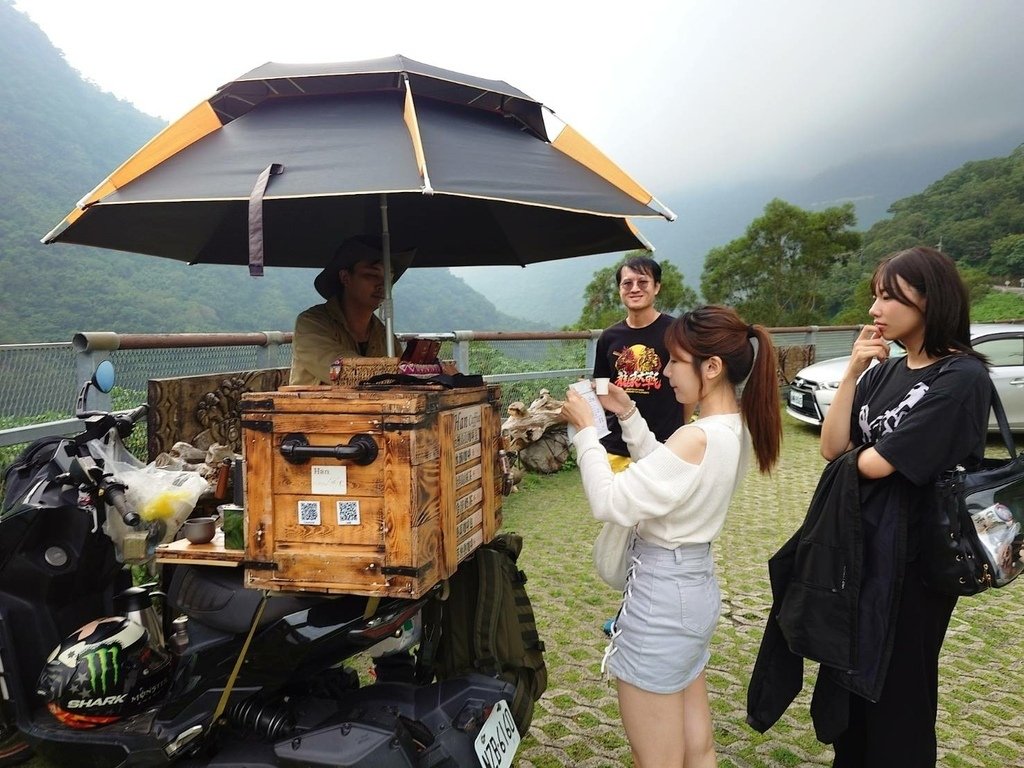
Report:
819,246,990,767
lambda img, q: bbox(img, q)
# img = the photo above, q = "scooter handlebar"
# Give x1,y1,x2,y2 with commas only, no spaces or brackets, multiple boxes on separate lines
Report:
115,404,149,438
101,482,140,527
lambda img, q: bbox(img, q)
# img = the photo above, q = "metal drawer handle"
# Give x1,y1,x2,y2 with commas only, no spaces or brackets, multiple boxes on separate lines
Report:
279,433,379,466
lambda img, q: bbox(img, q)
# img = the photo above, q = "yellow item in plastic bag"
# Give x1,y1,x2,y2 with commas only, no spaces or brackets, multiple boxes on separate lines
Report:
140,489,195,522
121,469,208,544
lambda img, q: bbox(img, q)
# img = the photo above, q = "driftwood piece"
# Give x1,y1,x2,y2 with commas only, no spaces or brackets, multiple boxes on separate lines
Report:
500,388,568,453
776,344,815,386
501,388,572,475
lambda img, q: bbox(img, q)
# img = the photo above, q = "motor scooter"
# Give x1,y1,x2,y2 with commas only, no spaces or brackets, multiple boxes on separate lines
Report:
0,362,519,768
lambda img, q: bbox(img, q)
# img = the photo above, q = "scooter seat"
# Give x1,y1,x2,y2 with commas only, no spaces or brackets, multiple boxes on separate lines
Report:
168,565,322,635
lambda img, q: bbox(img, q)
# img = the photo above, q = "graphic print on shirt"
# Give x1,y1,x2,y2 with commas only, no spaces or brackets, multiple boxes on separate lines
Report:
859,381,930,442
613,344,663,392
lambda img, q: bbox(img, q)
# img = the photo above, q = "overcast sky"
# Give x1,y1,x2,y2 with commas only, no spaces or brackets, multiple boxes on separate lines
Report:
13,0,1024,199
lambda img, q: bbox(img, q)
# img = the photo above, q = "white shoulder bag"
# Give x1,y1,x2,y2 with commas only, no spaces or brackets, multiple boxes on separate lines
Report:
592,522,634,590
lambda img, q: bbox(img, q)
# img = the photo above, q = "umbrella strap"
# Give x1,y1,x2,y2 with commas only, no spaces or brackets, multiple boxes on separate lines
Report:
248,163,284,277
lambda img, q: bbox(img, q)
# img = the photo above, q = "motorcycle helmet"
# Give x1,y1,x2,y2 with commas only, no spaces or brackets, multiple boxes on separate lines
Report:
37,616,171,729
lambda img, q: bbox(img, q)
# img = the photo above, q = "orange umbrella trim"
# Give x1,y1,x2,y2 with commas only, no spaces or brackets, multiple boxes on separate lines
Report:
76,101,223,210
551,124,651,206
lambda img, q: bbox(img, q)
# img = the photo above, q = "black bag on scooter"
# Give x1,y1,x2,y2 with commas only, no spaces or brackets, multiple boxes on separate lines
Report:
1,435,73,516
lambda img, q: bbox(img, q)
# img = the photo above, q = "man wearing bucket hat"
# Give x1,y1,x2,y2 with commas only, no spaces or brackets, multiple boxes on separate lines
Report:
289,237,413,385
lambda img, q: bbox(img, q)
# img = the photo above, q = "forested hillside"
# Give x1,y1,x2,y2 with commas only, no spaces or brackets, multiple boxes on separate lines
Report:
0,0,541,342
831,144,1024,322
697,144,1024,326
860,146,1024,268
456,133,1024,327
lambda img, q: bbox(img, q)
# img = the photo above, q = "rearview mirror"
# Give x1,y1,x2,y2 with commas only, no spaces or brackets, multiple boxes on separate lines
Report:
93,360,115,393
76,360,116,415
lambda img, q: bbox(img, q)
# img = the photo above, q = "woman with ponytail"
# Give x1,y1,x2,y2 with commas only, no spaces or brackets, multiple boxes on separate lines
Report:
563,304,781,767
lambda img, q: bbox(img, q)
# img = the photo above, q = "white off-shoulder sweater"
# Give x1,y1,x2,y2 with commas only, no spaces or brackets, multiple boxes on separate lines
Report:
572,410,751,547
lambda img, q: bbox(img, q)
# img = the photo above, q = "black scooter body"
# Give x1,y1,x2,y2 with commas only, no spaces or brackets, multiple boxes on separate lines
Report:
0,410,513,767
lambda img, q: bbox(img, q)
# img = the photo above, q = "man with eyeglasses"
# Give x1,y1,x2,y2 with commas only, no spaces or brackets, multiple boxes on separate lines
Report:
595,255,686,636
594,255,687,472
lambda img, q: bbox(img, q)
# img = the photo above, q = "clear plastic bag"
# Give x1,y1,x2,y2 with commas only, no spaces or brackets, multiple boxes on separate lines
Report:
90,431,208,545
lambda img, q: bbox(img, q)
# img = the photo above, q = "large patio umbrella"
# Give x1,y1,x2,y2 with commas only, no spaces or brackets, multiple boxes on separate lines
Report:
43,55,676,351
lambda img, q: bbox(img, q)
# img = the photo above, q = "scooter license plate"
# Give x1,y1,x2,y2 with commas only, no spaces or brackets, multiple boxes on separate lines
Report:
474,699,520,768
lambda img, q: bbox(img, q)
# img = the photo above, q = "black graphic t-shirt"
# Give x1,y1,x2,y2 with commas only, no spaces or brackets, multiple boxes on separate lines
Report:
852,355,989,484
851,355,990,560
594,313,683,456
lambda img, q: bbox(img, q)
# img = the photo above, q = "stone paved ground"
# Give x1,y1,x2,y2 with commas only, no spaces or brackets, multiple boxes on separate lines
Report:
508,420,1024,768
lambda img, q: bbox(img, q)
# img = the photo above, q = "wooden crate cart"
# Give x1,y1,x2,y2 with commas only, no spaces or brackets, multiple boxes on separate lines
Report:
239,383,504,598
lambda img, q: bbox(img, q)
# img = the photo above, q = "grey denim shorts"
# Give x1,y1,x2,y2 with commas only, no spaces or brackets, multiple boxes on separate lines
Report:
604,536,720,694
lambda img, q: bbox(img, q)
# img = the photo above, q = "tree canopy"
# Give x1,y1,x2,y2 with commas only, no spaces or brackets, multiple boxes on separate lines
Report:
572,251,698,329
700,199,861,326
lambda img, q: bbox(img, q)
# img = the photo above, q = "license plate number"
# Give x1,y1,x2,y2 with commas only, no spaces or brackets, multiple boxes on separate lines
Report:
788,389,804,408
474,699,520,768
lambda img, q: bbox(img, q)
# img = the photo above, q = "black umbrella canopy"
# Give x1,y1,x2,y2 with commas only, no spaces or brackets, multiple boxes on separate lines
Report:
44,55,675,270
211,56,546,136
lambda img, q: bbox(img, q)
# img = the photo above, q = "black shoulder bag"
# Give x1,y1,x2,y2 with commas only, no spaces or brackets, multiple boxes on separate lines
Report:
923,371,1024,596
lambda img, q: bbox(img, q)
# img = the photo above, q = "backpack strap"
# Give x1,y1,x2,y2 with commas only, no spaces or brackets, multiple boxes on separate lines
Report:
414,596,443,685
472,547,503,676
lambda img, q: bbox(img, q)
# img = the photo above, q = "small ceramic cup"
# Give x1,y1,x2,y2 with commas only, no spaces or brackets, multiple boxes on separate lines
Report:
182,516,217,545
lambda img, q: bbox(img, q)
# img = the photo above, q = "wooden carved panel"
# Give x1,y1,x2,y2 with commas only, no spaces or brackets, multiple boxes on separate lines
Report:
147,368,288,460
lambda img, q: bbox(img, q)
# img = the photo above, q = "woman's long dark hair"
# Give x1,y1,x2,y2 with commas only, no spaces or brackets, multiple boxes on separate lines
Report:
667,305,782,473
871,246,984,362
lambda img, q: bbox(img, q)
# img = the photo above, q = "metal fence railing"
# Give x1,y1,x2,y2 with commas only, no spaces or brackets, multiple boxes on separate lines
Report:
0,326,860,476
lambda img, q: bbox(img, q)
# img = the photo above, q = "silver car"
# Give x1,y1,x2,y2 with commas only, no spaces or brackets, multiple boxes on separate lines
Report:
786,323,1024,431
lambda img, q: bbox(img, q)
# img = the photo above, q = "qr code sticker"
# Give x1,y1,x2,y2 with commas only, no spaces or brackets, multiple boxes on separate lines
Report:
336,500,360,526
297,500,321,526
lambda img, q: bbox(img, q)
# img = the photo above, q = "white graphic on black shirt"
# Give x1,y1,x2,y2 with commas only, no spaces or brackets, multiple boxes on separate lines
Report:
859,382,930,442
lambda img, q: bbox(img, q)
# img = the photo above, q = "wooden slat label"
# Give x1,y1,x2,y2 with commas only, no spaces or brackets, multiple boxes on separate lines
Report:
454,428,477,450
454,443,482,467
455,487,483,519
453,406,482,449
456,527,484,562
454,425,480,450
453,406,482,431
454,464,482,490
456,509,483,540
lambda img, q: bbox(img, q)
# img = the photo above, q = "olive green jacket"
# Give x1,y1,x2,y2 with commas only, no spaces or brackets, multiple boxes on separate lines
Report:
289,296,394,385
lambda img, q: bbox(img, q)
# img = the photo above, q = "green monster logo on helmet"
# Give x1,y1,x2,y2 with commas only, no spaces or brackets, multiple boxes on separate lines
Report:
82,645,121,695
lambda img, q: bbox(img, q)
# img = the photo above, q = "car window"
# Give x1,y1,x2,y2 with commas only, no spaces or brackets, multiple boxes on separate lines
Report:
974,337,1024,367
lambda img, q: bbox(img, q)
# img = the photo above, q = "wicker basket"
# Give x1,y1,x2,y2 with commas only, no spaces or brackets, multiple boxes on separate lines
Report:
330,356,399,386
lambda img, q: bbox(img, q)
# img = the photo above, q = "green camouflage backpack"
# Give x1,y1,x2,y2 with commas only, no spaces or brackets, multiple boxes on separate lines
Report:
418,532,547,735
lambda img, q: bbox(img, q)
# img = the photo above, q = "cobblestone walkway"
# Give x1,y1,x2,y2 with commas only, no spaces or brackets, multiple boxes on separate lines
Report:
509,422,1024,768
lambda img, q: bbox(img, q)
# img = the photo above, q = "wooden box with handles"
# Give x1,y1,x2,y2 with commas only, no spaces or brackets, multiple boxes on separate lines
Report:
238,382,505,597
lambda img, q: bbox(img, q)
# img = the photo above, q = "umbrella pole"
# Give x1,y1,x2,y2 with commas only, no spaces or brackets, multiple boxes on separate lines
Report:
380,193,396,357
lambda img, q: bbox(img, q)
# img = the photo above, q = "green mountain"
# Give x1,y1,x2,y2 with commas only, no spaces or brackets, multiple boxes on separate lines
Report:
821,145,1024,323
0,0,543,343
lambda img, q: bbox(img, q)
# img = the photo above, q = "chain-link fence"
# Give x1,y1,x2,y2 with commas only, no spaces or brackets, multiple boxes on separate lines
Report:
0,343,80,420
